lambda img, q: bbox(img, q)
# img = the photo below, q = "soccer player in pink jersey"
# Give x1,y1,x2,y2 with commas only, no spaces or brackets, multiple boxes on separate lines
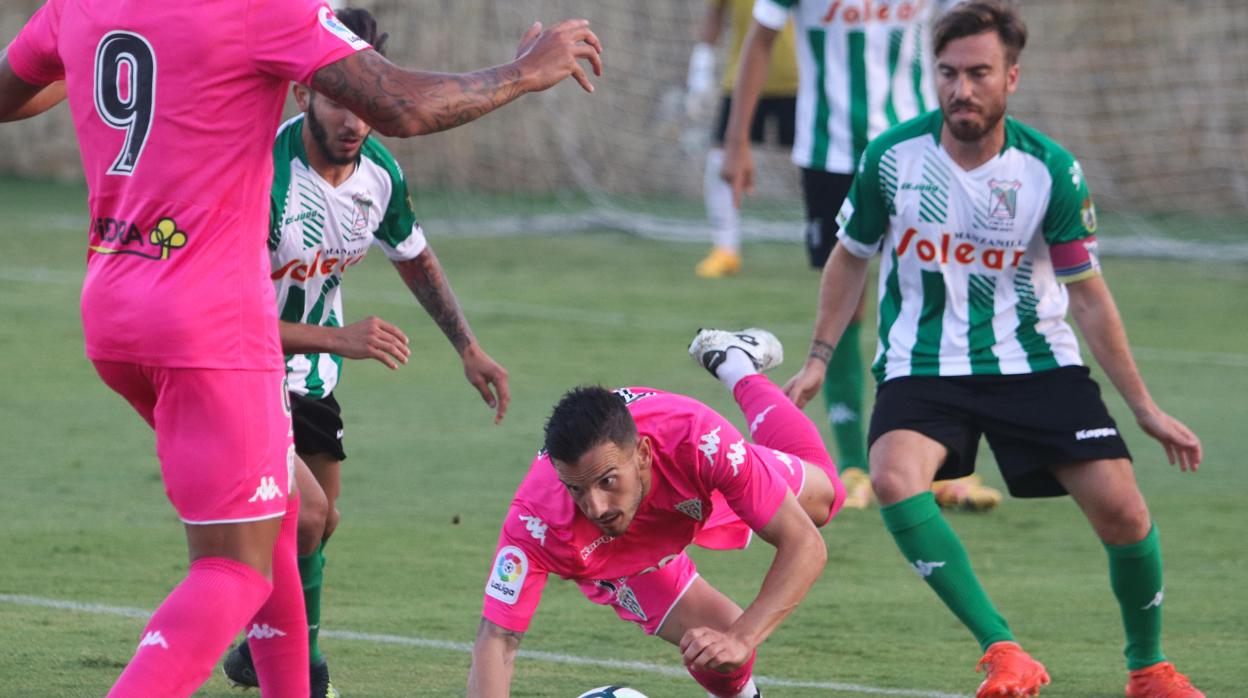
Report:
0,2,602,696
467,329,847,698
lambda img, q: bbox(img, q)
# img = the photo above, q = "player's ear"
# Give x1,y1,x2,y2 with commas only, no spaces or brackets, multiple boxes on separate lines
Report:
635,436,653,474
292,83,311,112
1005,61,1020,96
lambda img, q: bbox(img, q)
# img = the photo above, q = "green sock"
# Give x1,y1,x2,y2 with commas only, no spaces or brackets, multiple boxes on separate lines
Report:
823,319,867,473
298,541,327,666
881,492,1014,652
1105,525,1166,670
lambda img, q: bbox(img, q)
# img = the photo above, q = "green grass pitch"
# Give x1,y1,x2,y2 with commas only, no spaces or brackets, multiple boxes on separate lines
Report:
0,179,1244,696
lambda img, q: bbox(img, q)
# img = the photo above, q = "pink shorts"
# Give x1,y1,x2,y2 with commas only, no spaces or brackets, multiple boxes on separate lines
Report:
93,361,294,524
695,445,808,551
577,551,700,636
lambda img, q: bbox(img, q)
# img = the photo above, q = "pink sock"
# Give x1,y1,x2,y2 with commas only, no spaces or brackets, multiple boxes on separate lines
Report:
107,557,272,698
734,374,846,521
249,495,310,697
688,651,756,697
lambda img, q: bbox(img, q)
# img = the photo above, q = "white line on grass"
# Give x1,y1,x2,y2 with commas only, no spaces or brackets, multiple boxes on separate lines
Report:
6,265,1244,370
0,594,967,698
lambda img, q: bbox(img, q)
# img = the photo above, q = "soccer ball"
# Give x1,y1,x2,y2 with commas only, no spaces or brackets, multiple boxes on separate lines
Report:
575,687,649,698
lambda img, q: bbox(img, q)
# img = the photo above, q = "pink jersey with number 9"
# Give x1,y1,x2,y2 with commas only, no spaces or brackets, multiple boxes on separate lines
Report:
6,0,369,368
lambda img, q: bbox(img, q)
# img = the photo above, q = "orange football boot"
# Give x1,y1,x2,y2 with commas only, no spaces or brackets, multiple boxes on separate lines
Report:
975,641,1051,698
1125,661,1204,698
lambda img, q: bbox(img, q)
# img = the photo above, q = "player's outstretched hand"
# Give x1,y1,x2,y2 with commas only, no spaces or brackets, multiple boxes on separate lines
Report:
783,360,827,409
336,316,410,369
720,142,754,208
1136,408,1202,472
462,343,511,424
679,627,751,674
514,19,603,94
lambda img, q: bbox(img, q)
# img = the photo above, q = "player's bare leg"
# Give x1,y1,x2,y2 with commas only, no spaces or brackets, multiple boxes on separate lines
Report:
871,431,1047,697
657,578,758,698
1051,459,1204,697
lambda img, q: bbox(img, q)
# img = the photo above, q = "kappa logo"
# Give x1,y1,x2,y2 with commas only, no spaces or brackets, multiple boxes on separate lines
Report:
248,476,284,503
1075,427,1118,441
988,179,1022,219
518,514,548,546
827,402,858,426
749,404,777,435
139,631,168,650
246,623,288,640
1141,588,1164,611
698,426,722,465
726,440,746,477
771,450,796,476
911,560,946,578
1069,160,1085,188
675,498,704,521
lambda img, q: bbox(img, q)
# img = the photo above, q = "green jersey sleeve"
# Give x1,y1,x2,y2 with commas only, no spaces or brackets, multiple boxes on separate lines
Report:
835,145,890,258
363,138,426,261
1042,150,1096,245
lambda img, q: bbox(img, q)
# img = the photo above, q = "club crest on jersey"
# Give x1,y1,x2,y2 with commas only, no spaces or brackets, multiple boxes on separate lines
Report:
1081,198,1098,233
349,192,373,239
596,579,647,621
89,216,188,261
988,179,1021,220
675,498,704,521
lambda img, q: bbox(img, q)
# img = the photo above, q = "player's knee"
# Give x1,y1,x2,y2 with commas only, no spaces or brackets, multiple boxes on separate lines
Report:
296,497,329,554
1094,494,1152,546
323,506,341,541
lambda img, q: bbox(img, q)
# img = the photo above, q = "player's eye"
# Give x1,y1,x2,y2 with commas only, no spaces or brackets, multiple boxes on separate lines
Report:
601,476,616,488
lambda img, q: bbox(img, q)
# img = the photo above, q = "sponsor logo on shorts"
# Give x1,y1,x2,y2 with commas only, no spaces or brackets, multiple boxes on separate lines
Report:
139,630,168,650
486,546,527,605
911,559,946,578
318,7,371,50
580,534,614,560
248,476,284,503
698,426,722,465
1075,427,1118,441
675,498,703,521
726,440,746,477
518,514,548,546
89,216,188,261
246,623,288,640
771,450,796,476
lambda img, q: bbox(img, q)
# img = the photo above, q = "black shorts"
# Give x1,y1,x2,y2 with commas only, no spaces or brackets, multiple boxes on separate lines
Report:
713,95,796,147
800,168,855,268
290,392,347,461
867,366,1132,498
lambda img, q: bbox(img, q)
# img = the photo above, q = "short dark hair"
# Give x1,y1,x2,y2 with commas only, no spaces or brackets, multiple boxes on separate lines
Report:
336,7,390,56
543,386,638,465
933,1,1028,65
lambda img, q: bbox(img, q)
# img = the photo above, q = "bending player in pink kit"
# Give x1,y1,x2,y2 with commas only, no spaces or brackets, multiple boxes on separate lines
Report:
0,2,601,696
468,329,847,698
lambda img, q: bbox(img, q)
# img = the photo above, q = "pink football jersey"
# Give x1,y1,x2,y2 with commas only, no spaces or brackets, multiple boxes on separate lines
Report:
7,0,369,368
482,387,791,632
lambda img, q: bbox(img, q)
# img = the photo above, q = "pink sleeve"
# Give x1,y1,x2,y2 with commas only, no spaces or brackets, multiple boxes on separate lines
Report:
480,506,550,633
683,406,788,532
245,0,370,84
6,1,65,85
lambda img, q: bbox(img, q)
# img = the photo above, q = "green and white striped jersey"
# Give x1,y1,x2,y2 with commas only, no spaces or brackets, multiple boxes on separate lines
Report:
269,115,427,398
753,0,942,174
836,111,1099,382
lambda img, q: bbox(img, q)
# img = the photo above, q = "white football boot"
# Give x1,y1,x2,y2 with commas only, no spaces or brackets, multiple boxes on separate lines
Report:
688,328,783,376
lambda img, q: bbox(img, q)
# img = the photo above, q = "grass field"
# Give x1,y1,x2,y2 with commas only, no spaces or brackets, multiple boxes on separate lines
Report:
0,178,1245,697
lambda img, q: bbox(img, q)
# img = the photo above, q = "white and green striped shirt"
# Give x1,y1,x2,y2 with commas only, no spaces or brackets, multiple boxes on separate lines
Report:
269,115,427,398
753,0,942,173
836,112,1099,382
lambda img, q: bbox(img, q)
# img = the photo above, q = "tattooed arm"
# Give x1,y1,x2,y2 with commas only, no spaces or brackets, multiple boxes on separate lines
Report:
312,19,603,138
467,618,524,698
393,248,510,422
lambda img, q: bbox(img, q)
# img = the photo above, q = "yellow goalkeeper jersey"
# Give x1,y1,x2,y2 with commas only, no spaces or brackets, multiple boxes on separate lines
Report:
718,0,799,96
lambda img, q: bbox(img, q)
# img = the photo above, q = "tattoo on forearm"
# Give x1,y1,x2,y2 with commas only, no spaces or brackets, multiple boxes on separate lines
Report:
395,251,473,353
312,50,527,137
809,340,835,364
